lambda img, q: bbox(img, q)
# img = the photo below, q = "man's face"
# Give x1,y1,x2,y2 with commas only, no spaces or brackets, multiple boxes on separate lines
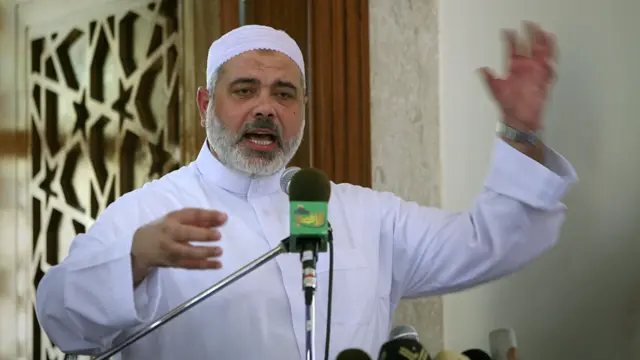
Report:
197,50,305,177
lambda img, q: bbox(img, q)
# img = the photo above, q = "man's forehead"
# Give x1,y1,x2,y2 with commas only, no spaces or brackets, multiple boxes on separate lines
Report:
222,50,301,80
224,50,299,73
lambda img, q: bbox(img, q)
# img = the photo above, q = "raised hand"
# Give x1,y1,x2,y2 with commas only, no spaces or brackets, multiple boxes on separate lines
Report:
131,208,228,284
479,22,557,132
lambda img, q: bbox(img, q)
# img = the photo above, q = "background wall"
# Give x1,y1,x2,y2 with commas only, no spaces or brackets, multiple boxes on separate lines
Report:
440,1,640,359
369,0,444,353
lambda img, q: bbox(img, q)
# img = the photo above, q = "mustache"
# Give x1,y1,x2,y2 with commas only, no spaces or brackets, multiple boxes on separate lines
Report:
239,117,284,144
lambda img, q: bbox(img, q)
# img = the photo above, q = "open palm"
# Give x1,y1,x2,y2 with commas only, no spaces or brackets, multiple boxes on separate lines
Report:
480,22,557,132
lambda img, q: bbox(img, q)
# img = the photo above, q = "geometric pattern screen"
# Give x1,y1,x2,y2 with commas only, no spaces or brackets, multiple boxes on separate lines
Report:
28,0,180,358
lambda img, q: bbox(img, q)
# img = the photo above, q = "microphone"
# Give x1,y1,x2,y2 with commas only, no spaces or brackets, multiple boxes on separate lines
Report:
433,350,470,360
287,167,330,304
282,166,336,360
280,166,333,241
389,324,419,340
336,348,373,360
461,349,492,360
280,166,301,194
286,168,332,360
378,325,431,360
489,328,516,360
287,168,331,255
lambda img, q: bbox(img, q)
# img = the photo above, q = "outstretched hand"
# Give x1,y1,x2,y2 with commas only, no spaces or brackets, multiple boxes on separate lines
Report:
480,22,557,132
130,208,228,285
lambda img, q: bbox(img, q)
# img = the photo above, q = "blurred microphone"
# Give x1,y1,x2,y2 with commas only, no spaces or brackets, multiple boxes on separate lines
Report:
489,328,516,360
461,349,492,360
280,166,301,194
336,348,373,360
433,350,469,360
378,325,431,360
389,325,419,340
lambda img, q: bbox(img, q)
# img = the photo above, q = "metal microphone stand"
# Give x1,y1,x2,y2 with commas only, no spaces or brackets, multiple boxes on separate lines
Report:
299,239,320,360
85,238,291,360
290,228,331,360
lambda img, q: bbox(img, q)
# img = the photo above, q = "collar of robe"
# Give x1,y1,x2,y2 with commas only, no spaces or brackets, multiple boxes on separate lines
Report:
194,142,284,197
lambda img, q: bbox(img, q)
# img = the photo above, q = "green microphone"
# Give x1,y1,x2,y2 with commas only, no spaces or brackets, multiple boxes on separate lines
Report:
287,168,331,254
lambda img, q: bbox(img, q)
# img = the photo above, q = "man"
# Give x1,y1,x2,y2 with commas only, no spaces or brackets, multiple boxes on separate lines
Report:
36,24,577,359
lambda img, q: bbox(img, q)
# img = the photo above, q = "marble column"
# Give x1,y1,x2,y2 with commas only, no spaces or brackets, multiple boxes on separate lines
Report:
369,0,443,353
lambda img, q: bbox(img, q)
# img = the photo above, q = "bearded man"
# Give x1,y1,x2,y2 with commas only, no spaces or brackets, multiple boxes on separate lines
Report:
36,24,577,359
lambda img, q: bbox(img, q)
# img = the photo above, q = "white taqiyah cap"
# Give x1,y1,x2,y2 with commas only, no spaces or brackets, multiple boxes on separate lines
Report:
206,25,305,85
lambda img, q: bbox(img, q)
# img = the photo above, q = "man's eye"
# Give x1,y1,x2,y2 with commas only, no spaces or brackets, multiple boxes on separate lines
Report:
277,92,293,99
234,88,252,96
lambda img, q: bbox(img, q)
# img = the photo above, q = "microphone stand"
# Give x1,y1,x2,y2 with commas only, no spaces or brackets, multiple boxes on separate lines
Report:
84,238,290,360
300,239,319,360
290,227,331,360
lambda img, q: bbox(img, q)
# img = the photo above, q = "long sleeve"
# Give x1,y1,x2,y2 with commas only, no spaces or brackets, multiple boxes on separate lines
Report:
383,139,578,300
35,191,163,355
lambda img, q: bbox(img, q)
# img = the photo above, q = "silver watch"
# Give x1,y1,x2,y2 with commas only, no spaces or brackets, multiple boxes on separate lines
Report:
496,121,538,145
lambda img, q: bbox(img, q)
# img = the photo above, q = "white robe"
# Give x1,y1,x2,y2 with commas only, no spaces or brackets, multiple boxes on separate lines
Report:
36,139,577,359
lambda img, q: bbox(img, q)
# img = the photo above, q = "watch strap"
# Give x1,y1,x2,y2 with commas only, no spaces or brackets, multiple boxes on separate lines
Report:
496,122,538,145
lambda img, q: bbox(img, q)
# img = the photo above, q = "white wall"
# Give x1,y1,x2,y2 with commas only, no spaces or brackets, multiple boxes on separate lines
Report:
440,1,640,359
369,0,444,351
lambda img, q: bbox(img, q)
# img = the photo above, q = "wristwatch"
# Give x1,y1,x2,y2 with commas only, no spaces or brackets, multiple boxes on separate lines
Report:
496,121,538,145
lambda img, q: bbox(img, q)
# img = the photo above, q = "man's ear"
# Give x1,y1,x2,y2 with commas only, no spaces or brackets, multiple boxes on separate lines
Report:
196,87,209,127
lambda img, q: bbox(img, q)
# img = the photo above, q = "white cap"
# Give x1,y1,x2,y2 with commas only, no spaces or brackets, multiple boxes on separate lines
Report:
206,25,305,84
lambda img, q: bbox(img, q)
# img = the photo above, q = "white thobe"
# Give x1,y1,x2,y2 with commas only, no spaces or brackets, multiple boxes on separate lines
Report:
36,139,577,360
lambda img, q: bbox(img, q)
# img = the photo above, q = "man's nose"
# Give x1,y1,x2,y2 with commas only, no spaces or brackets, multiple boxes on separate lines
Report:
251,92,276,118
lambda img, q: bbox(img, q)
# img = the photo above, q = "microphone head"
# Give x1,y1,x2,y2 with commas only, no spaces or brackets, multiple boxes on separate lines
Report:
389,324,419,340
433,350,470,360
288,168,331,202
280,166,300,194
489,328,517,360
335,348,372,360
461,349,492,360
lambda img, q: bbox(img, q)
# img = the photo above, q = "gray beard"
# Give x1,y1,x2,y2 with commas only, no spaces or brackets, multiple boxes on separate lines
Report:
205,106,304,177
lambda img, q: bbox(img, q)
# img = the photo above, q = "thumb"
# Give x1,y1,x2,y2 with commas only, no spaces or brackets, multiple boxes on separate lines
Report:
478,67,500,93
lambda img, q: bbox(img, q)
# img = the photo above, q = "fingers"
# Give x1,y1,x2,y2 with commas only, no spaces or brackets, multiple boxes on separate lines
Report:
504,22,557,63
164,222,222,243
136,209,227,271
525,21,543,60
180,259,223,270
539,30,558,78
525,21,556,63
503,29,529,76
161,241,223,266
503,29,519,59
519,22,557,81
166,208,228,228
156,220,225,269
546,32,557,63
506,347,518,360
